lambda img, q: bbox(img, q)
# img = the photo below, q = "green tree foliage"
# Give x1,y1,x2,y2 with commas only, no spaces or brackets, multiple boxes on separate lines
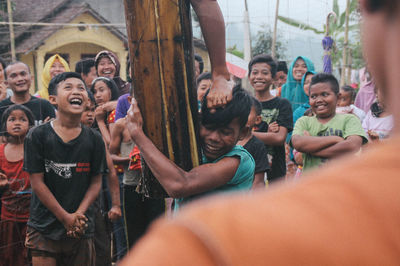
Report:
251,24,286,59
227,45,244,59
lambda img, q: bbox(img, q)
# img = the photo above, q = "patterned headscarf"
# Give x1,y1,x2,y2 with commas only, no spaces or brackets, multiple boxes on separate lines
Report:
95,50,130,96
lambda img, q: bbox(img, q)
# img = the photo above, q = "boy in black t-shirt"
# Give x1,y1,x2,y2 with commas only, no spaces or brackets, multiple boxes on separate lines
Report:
250,54,293,182
238,96,270,189
24,72,105,266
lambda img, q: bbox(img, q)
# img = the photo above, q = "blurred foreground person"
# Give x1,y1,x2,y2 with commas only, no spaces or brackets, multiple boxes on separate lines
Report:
121,0,400,265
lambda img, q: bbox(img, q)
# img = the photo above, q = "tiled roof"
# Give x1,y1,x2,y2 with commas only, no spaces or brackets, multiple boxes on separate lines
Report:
0,0,127,58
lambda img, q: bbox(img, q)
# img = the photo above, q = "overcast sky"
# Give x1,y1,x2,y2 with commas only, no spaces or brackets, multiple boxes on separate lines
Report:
214,0,348,69
219,0,347,35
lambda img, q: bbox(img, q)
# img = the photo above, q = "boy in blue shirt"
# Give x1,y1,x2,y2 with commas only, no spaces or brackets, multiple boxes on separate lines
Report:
126,86,255,209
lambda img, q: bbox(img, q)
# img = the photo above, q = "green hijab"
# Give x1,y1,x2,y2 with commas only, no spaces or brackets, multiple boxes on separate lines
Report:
281,56,315,111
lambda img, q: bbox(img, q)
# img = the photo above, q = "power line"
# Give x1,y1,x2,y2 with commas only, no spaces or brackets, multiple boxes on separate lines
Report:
0,21,126,28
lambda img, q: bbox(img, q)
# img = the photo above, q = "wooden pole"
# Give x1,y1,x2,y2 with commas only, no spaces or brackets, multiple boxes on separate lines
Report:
123,0,201,198
271,0,280,58
243,0,252,61
7,0,16,61
340,0,350,86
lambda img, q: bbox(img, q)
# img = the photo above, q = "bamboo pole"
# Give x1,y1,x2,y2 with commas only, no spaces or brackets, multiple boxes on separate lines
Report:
271,0,280,58
243,0,252,61
7,0,16,61
340,0,350,86
123,0,201,198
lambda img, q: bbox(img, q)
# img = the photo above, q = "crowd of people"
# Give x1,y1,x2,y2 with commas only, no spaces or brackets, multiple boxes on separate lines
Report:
0,0,397,265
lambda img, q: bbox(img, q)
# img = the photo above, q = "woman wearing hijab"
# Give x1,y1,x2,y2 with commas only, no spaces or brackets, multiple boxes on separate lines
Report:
354,68,376,113
281,56,315,111
95,50,130,96
36,54,70,100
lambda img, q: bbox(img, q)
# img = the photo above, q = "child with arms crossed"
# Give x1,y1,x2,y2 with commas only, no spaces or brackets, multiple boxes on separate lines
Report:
291,73,368,172
24,72,105,266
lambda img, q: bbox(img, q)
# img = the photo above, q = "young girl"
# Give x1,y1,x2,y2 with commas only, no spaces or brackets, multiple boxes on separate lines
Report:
362,87,394,142
0,104,34,266
91,77,119,146
281,56,315,111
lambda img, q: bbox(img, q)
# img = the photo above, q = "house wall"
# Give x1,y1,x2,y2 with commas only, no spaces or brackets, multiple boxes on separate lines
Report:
19,12,127,93
17,10,210,94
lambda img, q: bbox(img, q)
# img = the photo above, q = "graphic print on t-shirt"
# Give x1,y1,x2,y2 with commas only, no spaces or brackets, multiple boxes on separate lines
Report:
260,108,279,125
45,159,76,179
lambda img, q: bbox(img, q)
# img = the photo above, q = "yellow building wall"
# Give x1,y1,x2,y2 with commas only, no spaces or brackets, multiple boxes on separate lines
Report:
19,12,127,93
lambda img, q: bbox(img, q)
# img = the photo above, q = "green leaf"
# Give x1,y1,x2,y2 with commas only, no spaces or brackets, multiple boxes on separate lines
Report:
278,16,324,34
339,12,346,28
333,0,340,17
349,0,358,13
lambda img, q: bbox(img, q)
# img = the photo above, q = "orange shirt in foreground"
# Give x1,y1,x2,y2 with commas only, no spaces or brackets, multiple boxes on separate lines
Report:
121,136,400,265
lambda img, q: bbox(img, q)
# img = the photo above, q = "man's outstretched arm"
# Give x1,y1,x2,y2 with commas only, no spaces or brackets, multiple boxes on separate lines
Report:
191,0,233,109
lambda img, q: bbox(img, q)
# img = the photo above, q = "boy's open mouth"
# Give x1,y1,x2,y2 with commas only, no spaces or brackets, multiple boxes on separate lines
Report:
70,98,83,106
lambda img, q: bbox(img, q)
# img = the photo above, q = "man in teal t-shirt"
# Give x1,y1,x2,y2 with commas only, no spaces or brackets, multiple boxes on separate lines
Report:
174,145,254,210
126,86,255,212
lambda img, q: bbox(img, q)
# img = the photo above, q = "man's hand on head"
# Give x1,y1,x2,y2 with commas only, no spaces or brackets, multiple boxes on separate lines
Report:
206,76,234,113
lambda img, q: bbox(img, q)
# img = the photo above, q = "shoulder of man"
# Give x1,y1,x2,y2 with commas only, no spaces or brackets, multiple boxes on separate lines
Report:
28,95,52,105
26,122,50,139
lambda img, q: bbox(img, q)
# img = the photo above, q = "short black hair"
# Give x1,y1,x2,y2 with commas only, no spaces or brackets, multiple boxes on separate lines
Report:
48,72,86,96
248,54,278,78
75,58,95,76
196,71,212,88
90,77,119,102
277,61,288,74
201,85,251,129
309,73,339,95
341,85,356,101
250,96,262,116
5,61,30,79
0,57,6,78
194,54,204,74
366,0,398,14
1,104,34,138
87,89,95,104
